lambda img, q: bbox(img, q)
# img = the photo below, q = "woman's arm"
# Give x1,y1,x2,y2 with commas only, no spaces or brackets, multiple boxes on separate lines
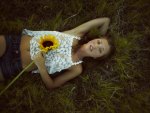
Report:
33,52,82,90
68,17,110,37
33,52,54,89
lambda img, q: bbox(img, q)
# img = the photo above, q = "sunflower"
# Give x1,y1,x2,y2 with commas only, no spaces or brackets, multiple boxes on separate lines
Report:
39,34,60,53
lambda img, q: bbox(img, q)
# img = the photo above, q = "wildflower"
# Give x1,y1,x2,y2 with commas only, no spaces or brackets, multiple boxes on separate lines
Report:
39,34,59,53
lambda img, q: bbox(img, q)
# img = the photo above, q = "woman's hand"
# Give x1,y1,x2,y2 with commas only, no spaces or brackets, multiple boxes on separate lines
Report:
32,51,55,90
33,51,45,67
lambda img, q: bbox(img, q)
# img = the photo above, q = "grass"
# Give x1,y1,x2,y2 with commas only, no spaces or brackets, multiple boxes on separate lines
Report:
0,0,150,113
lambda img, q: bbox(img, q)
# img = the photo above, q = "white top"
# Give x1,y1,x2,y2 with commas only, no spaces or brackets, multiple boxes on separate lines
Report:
22,29,83,75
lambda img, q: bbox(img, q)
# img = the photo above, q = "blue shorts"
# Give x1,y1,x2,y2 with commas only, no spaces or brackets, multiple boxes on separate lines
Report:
0,35,23,79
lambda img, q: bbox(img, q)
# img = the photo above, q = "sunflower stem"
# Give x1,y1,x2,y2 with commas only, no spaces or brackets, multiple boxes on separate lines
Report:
0,61,35,96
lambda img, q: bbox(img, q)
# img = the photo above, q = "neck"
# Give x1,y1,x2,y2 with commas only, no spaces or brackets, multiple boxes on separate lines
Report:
75,45,88,61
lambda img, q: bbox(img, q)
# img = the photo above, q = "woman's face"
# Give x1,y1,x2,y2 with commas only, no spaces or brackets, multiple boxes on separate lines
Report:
83,38,110,58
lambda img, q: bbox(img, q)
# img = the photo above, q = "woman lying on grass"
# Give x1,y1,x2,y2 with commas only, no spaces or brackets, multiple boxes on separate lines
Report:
0,17,113,90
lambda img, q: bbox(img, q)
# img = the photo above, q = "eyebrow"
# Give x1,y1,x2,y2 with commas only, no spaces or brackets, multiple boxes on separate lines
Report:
99,40,104,53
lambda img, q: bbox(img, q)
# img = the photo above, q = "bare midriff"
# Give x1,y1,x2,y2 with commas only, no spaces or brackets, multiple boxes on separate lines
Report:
20,35,37,72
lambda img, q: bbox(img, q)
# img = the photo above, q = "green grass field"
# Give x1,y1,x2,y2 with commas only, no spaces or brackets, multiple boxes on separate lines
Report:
0,0,150,113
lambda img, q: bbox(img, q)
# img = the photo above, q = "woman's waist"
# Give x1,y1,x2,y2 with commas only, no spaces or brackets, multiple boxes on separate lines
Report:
20,35,35,71
1,35,23,77
22,61,37,72
3,35,36,72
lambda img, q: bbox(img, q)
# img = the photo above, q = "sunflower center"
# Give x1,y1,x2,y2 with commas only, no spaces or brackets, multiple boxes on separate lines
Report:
42,41,53,47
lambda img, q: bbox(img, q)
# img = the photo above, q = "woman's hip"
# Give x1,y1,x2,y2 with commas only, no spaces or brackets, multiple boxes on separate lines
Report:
0,35,23,79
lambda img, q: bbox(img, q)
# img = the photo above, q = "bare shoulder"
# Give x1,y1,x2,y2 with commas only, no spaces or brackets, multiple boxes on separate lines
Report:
62,30,81,46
